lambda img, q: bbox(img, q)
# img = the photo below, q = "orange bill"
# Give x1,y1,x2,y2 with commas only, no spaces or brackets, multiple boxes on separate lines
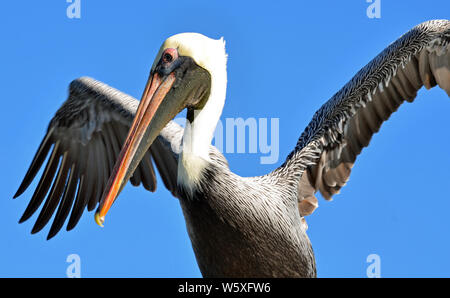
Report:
95,72,176,227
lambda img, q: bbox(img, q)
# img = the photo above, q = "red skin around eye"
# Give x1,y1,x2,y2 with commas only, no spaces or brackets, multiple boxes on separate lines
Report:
162,48,178,62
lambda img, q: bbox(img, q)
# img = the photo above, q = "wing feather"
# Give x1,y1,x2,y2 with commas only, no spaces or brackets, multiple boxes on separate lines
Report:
48,162,79,239
32,151,71,234
19,141,62,223
14,77,183,239
282,20,450,216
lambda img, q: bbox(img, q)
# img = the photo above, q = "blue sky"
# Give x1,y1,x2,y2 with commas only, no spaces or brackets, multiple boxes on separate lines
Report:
0,1,449,277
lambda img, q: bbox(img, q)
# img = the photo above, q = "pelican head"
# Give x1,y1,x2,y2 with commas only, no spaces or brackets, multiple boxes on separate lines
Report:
95,33,228,226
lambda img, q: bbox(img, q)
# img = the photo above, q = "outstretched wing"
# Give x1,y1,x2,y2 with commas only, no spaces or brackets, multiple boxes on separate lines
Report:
14,77,183,239
285,20,450,216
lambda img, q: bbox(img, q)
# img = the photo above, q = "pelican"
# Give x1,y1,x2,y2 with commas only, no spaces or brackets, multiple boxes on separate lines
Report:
14,20,450,277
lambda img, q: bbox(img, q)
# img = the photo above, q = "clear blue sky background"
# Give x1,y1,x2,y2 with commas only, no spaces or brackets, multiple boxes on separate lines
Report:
0,1,449,277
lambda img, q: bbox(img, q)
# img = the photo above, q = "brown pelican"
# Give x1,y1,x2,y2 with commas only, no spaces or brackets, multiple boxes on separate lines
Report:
14,20,450,277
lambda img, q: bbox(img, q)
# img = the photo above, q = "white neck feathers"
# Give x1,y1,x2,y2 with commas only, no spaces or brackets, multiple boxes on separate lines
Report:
164,34,227,191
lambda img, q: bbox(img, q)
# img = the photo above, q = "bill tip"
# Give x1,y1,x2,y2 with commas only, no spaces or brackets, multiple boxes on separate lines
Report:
95,212,105,227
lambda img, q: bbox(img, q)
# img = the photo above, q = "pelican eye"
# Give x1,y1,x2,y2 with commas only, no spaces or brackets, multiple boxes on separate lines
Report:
161,48,178,65
163,53,173,63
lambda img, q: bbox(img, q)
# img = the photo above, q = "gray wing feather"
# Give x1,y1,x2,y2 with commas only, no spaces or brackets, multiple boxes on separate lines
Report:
14,77,182,239
282,20,450,216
